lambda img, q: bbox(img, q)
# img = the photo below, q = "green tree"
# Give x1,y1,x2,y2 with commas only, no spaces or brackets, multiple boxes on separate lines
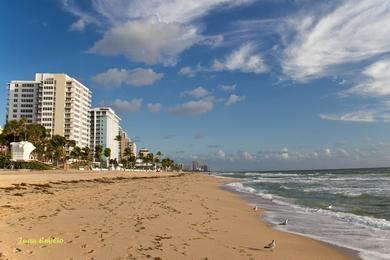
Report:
82,146,92,162
70,146,82,160
104,147,111,167
1,118,27,143
115,135,121,142
124,147,135,169
161,158,174,171
145,153,154,164
49,135,67,166
94,144,103,165
26,124,47,160
155,151,162,163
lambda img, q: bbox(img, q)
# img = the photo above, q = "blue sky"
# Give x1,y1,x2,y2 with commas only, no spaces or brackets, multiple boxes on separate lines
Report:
1,0,390,171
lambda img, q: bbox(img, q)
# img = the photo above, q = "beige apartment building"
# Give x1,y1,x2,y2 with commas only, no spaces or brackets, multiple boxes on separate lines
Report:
118,127,137,160
6,73,92,147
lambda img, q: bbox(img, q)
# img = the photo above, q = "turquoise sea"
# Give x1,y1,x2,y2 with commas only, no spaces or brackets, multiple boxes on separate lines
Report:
213,168,390,260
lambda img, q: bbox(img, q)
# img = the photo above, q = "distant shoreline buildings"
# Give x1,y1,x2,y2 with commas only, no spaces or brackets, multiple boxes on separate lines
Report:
192,160,208,172
5,73,136,162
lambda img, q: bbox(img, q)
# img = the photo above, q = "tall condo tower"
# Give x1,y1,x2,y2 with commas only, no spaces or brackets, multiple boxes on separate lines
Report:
6,73,92,147
90,107,121,161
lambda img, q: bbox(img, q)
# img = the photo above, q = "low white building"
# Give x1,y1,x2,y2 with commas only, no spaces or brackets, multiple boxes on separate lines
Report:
10,141,36,161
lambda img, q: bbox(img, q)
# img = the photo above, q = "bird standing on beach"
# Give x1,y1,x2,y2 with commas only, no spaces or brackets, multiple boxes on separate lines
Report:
280,219,288,225
264,240,276,251
253,206,258,211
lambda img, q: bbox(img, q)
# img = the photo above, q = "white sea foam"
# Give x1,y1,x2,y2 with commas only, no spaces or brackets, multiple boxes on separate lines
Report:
225,182,257,194
224,179,390,260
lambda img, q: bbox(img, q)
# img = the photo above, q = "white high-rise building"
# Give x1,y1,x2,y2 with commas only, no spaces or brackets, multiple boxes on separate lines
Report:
6,73,92,147
90,107,121,161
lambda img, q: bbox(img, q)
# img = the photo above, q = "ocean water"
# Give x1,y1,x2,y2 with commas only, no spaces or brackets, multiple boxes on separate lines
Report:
213,168,390,260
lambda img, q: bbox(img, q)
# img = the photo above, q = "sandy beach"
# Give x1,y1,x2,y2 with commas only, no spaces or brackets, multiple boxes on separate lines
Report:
0,171,354,259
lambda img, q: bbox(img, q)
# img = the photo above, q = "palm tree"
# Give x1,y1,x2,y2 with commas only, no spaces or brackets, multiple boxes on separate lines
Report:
94,144,103,167
26,124,47,160
2,119,26,143
50,135,67,166
104,147,111,168
145,153,154,164
115,135,121,142
82,146,92,161
82,146,92,169
123,147,134,169
70,146,82,160
161,158,174,171
155,151,162,163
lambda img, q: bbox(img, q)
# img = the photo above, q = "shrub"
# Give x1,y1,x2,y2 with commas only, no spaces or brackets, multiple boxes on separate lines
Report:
11,161,53,170
0,154,11,169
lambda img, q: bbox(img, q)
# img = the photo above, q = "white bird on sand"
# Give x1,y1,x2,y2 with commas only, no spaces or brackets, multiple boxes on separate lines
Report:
264,240,276,251
253,205,258,211
280,219,288,225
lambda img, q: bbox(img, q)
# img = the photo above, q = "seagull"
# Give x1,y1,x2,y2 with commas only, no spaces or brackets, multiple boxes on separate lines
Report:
327,205,333,209
253,206,258,211
264,240,276,251
279,219,288,225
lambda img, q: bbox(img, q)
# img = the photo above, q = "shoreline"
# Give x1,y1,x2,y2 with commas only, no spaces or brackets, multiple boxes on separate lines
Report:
219,182,361,260
0,170,356,259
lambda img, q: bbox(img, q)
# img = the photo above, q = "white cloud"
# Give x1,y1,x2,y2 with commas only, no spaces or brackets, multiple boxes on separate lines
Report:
337,148,350,158
320,103,390,123
110,98,143,113
147,103,162,113
215,149,226,160
178,64,204,77
343,58,390,97
241,151,254,161
220,84,236,92
168,97,214,116
89,18,201,65
225,94,245,106
64,0,255,65
280,147,289,160
182,86,210,98
213,42,267,74
283,0,390,81
90,0,254,25
62,0,100,31
179,66,197,77
70,19,87,31
324,148,331,157
92,68,163,88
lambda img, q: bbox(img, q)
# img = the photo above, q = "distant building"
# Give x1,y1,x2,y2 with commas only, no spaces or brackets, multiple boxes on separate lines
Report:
139,148,150,158
90,107,121,161
191,160,208,172
118,128,137,160
192,160,199,171
6,73,92,147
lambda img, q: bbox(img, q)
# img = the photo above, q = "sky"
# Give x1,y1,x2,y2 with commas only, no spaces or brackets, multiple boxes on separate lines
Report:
1,0,390,171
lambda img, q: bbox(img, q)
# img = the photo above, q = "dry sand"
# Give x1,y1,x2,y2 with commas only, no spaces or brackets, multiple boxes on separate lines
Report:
0,171,355,259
